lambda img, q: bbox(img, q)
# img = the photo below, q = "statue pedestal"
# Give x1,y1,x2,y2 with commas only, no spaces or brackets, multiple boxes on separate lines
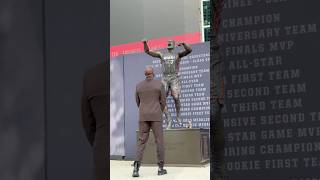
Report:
136,128,209,167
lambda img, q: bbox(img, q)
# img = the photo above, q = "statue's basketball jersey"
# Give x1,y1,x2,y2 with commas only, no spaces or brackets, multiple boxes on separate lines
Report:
161,53,179,76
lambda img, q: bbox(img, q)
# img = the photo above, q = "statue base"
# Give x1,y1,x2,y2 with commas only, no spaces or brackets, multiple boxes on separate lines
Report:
136,128,209,167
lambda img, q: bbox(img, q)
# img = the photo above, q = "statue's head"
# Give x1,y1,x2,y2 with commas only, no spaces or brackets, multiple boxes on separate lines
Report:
167,40,175,50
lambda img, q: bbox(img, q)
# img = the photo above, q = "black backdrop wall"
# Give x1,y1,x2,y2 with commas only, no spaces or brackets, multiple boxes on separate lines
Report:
220,1,320,180
0,0,45,180
0,0,108,180
45,0,108,179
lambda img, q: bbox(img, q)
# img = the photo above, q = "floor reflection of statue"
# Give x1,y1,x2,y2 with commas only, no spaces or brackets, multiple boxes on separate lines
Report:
143,39,192,129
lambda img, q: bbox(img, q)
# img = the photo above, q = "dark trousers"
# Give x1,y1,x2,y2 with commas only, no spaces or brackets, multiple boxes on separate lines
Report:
93,139,107,180
136,121,164,163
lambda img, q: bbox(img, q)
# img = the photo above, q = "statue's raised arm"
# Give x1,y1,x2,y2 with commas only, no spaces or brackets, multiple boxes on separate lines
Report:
143,39,162,58
177,42,192,58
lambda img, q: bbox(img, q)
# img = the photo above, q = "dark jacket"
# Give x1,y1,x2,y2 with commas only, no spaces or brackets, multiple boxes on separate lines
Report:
135,79,166,121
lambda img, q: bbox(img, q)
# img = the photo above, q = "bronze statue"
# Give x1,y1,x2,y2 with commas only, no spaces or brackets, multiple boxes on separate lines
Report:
143,39,192,129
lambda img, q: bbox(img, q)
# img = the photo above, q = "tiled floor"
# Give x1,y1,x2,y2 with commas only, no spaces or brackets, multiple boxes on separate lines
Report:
110,160,210,180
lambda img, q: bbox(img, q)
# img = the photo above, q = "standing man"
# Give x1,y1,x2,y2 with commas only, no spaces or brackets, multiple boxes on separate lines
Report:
133,66,167,177
143,39,192,129
81,62,107,180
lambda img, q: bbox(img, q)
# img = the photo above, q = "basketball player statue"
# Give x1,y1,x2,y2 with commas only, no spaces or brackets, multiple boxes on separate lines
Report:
143,39,192,129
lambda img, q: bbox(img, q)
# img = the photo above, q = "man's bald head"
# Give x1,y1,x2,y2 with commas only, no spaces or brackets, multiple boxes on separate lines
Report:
144,66,154,80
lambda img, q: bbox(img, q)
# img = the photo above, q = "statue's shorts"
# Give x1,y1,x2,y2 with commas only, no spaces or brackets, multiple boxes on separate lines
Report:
162,74,181,97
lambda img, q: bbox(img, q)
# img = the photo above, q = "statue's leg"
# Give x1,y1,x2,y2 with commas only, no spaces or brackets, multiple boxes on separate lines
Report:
171,77,182,126
164,106,172,129
162,78,172,129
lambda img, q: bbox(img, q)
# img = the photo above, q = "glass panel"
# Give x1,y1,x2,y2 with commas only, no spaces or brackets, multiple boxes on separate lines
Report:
204,27,211,42
203,0,211,26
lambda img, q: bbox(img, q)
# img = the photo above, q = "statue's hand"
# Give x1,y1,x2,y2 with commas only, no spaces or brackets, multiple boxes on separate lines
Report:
142,38,148,43
177,42,184,46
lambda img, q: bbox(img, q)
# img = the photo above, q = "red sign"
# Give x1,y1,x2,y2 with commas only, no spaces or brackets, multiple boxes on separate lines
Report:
110,32,201,58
